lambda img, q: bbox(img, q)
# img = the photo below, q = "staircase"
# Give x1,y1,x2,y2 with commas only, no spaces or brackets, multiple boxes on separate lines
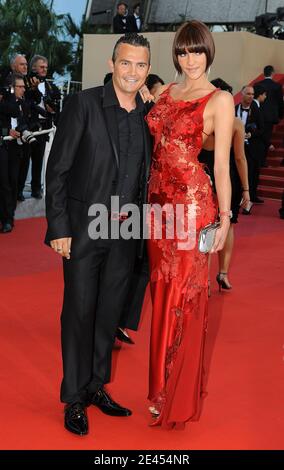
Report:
258,120,284,200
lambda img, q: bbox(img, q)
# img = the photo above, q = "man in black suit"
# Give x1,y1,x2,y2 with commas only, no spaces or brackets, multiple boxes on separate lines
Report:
113,2,129,34
18,55,61,200
255,65,284,165
246,84,267,203
45,33,152,436
127,3,143,32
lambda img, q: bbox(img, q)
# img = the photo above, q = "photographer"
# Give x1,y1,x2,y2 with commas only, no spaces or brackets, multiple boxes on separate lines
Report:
0,76,23,233
18,55,61,200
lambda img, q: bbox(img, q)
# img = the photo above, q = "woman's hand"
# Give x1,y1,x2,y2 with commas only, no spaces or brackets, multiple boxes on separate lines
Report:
139,85,154,103
240,190,250,208
210,217,230,253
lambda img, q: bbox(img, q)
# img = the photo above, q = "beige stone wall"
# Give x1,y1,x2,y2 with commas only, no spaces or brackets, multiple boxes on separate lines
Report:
82,32,284,94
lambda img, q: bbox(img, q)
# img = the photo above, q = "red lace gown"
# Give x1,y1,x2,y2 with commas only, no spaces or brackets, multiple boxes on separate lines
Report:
146,84,218,429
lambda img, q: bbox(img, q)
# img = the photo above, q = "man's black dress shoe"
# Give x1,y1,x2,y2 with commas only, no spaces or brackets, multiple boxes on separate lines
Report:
64,402,88,436
31,191,42,199
1,223,13,233
90,388,132,417
116,327,135,345
17,192,25,202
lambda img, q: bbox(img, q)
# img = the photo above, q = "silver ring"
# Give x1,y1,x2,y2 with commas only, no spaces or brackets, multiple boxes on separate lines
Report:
56,248,62,252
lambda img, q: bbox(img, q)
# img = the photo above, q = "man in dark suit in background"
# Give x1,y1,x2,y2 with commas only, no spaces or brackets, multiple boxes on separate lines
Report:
255,65,284,165
45,33,152,436
246,84,267,203
127,3,143,32
113,2,129,33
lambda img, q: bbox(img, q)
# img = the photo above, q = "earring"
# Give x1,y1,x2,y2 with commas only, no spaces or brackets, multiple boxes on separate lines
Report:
207,66,211,78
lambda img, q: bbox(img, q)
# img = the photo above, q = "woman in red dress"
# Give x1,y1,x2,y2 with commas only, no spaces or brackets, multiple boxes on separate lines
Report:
146,20,234,429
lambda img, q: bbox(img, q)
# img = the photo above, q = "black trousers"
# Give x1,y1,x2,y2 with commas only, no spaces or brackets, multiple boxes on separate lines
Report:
60,236,137,404
246,140,265,201
119,249,149,331
262,122,274,166
18,136,46,194
7,141,23,213
0,144,14,224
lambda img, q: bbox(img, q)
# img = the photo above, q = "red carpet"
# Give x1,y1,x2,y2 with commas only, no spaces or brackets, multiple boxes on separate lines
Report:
0,201,283,450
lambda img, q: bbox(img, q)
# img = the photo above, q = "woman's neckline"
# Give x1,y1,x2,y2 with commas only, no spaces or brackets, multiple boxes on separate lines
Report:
167,83,217,104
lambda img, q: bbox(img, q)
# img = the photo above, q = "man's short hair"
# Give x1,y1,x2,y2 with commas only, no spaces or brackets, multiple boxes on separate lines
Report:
11,73,25,88
211,77,232,94
10,54,26,67
30,55,48,70
117,2,128,9
254,84,266,99
263,65,274,77
112,33,150,63
172,20,215,74
242,85,253,94
146,74,164,90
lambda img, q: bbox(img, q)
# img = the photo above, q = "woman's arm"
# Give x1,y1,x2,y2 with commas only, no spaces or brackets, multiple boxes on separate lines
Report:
139,83,171,103
233,118,250,205
211,91,234,252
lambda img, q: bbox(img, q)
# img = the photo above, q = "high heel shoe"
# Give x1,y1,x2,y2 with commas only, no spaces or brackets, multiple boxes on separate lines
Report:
149,406,160,418
216,272,232,292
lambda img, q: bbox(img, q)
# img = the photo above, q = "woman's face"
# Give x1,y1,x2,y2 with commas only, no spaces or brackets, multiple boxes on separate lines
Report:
177,50,207,80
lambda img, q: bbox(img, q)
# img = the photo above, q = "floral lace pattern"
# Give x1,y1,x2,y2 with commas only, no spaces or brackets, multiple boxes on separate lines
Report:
146,85,218,427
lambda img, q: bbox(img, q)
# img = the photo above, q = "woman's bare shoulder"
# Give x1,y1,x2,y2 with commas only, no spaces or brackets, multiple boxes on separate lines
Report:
212,89,234,106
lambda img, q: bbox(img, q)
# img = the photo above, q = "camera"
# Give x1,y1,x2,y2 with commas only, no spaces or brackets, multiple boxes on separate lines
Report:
28,71,45,83
15,123,37,144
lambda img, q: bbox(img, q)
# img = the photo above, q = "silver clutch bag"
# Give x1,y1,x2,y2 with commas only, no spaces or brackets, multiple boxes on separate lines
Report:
198,222,220,253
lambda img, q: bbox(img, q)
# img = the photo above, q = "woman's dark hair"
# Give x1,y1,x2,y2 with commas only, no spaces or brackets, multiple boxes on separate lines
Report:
211,77,233,94
172,20,215,74
145,74,164,92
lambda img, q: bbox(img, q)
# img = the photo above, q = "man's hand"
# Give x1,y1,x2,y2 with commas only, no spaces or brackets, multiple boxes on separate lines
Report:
50,237,72,259
30,77,40,88
9,129,21,138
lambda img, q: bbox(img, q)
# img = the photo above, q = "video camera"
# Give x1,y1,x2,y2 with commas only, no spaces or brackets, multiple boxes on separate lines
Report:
43,87,61,113
27,70,45,83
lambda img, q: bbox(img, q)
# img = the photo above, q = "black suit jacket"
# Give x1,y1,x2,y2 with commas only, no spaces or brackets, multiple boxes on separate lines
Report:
255,78,283,124
113,14,128,33
45,80,152,255
127,14,143,32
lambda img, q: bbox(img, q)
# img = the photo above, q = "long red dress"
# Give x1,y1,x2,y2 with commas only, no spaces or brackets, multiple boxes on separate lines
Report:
146,84,218,429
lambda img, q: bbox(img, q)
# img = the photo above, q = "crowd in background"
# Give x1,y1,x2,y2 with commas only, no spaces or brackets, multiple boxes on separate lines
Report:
0,54,61,233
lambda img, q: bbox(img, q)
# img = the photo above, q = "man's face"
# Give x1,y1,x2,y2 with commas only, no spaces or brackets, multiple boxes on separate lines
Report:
13,56,28,76
118,4,127,16
110,43,150,97
14,79,26,99
242,87,254,105
34,59,48,78
259,92,267,103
